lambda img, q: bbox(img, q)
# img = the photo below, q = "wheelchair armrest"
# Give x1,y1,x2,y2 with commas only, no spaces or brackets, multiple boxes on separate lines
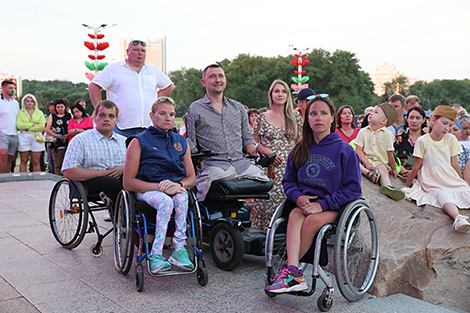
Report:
256,152,277,168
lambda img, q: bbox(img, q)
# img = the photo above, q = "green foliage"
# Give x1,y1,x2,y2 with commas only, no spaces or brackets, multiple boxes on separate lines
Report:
168,49,378,117
379,76,409,103
21,80,92,115
409,79,470,111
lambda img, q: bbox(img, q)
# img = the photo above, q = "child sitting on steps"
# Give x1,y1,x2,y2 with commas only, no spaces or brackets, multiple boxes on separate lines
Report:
403,105,470,233
355,103,405,201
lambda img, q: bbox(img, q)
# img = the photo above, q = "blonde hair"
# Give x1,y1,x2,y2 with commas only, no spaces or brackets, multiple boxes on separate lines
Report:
268,79,298,139
21,94,38,110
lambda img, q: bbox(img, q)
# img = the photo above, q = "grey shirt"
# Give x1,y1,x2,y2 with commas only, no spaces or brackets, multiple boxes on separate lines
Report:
186,94,255,173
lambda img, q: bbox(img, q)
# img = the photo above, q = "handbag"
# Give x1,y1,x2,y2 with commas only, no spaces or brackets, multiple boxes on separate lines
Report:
35,132,46,143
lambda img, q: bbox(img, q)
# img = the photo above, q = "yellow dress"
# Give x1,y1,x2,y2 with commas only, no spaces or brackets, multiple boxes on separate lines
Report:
250,111,303,231
402,134,470,208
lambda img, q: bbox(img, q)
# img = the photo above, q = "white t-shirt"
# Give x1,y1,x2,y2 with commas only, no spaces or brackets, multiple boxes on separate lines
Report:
0,95,19,135
92,60,172,130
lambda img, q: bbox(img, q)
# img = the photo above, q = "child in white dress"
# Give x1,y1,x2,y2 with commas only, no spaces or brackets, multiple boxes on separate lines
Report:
403,105,470,232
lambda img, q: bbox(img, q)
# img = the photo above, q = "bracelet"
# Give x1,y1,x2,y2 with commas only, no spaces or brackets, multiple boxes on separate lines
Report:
176,181,183,187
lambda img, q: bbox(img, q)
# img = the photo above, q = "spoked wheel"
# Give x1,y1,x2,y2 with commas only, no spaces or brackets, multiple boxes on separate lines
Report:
334,199,379,301
49,178,89,249
264,217,287,298
113,190,135,275
210,222,244,271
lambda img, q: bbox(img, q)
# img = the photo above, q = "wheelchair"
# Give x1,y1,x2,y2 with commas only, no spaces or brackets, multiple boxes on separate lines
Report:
113,188,208,292
264,198,379,312
49,178,114,256
192,151,275,271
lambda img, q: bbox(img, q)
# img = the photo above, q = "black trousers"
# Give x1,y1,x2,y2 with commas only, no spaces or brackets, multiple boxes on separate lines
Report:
82,176,123,204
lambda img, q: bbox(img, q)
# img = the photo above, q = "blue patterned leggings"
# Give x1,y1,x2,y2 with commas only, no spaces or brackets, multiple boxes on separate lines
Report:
136,191,188,255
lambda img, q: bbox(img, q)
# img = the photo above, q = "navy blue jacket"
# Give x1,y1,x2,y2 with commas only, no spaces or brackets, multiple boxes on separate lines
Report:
135,126,187,183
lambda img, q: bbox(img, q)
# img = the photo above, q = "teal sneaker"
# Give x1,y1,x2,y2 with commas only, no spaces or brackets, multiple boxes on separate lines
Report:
169,248,194,271
148,254,170,274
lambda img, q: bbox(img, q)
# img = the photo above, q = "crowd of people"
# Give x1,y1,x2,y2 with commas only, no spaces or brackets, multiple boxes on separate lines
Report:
1,39,469,293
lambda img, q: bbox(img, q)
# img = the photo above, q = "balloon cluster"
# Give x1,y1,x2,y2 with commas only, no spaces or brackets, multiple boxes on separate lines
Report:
290,51,310,91
84,33,109,80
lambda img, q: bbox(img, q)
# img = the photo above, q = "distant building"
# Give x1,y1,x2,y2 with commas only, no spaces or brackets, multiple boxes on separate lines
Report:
0,72,22,98
369,62,420,96
118,37,167,74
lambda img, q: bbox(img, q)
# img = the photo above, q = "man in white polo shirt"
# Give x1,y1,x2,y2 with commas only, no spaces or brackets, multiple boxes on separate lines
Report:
0,80,19,173
88,39,174,137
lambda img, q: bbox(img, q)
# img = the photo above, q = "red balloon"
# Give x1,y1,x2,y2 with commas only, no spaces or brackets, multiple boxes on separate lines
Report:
294,70,299,75
88,54,96,60
84,41,95,50
291,59,299,67
97,34,105,39
301,59,310,67
88,34,95,39
97,42,109,51
97,55,106,60
294,54,300,58
301,54,307,58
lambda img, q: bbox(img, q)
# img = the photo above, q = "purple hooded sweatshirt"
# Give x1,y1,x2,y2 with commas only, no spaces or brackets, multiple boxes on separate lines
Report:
282,132,362,211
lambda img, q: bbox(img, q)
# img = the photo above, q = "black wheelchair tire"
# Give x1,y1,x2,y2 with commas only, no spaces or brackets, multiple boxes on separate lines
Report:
210,222,244,271
49,178,89,249
113,190,135,276
334,199,379,302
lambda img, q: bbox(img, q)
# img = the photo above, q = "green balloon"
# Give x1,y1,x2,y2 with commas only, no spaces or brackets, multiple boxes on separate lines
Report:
85,61,96,71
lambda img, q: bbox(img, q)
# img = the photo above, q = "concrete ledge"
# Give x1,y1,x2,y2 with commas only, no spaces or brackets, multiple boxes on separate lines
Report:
0,172,61,183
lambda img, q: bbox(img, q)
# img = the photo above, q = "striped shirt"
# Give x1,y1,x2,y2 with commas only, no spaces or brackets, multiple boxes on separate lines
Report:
186,94,255,173
61,128,126,173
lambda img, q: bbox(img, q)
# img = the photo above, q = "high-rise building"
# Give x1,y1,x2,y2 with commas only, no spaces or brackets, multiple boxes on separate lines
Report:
369,62,420,96
119,37,167,74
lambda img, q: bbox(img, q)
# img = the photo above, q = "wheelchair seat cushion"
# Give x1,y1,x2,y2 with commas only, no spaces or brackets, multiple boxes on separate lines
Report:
209,178,273,195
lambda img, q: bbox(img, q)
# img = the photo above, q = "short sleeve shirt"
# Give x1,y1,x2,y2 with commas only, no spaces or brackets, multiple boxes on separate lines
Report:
355,126,394,166
0,95,19,135
91,60,172,130
61,128,126,173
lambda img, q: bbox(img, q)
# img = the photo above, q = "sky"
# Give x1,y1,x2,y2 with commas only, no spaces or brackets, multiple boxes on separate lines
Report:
1,0,469,84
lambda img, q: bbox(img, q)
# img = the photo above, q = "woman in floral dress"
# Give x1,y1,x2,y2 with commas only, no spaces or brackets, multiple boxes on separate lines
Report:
251,80,303,231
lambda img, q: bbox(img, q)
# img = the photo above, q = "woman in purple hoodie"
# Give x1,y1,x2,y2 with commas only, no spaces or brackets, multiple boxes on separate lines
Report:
265,94,362,294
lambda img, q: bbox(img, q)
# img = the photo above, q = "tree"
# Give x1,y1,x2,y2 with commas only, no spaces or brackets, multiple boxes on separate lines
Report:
380,75,408,103
409,79,470,111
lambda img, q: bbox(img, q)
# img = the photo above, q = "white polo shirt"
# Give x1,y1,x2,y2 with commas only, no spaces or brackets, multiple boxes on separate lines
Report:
0,95,20,135
92,60,172,130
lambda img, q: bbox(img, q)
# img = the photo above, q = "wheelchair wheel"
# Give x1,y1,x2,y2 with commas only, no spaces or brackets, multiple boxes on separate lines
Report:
265,217,288,285
49,178,89,249
210,222,244,271
113,190,135,275
197,266,208,286
334,199,379,302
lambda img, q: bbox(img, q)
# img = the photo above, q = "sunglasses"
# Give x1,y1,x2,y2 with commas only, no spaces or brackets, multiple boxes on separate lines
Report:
155,96,175,105
307,94,329,101
130,40,146,47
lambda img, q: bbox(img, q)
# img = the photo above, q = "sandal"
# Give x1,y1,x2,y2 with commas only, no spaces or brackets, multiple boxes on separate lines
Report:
365,170,380,184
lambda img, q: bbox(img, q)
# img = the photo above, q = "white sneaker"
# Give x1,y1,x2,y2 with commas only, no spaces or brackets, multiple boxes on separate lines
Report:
453,215,470,233
103,210,112,222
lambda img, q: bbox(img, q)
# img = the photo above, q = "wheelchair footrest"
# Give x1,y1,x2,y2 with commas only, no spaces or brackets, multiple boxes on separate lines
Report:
243,227,266,256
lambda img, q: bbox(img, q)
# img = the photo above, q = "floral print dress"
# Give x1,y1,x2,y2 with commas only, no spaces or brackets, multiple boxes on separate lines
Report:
250,111,303,231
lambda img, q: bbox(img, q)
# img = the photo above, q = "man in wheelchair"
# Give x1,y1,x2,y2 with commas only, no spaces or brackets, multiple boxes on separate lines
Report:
186,64,269,202
61,100,127,220
266,95,362,294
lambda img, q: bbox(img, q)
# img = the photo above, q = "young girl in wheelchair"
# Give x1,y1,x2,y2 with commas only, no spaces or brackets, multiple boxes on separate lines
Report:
265,94,362,293
123,97,196,273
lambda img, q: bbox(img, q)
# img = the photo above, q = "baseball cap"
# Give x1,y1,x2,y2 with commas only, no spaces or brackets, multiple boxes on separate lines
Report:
296,88,316,101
